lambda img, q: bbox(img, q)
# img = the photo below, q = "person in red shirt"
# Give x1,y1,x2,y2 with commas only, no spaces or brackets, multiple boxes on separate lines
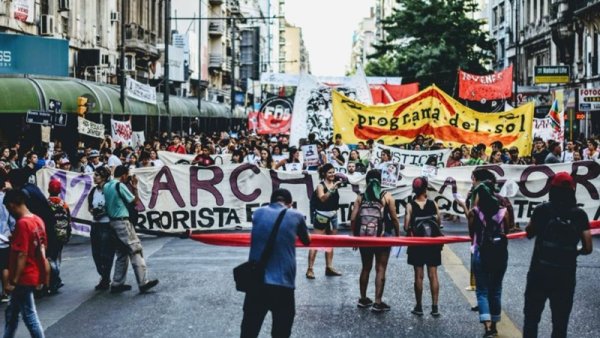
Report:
167,135,187,154
3,189,47,338
192,145,215,166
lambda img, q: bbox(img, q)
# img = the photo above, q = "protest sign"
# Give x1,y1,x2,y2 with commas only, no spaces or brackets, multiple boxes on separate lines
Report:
132,131,145,148
111,119,132,146
369,143,452,168
302,145,319,167
37,161,600,235
381,162,400,188
332,86,534,156
289,68,372,146
78,117,105,139
459,65,513,101
158,150,232,166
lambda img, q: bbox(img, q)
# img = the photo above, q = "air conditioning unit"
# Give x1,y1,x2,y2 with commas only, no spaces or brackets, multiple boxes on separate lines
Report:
58,0,70,12
110,11,119,23
40,15,54,36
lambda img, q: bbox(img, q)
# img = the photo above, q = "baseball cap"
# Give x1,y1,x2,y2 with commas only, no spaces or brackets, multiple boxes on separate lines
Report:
48,179,62,195
89,149,100,158
270,137,278,143
551,172,575,190
59,158,70,165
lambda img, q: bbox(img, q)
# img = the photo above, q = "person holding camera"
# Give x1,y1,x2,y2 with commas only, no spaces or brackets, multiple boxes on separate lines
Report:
104,165,158,294
306,163,342,279
87,167,116,291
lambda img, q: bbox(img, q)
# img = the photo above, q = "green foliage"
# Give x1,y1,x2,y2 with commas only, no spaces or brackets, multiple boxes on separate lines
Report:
365,0,495,93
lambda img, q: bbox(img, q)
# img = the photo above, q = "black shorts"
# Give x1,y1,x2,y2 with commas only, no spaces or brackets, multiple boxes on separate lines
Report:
0,247,9,270
407,245,442,267
359,247,391,256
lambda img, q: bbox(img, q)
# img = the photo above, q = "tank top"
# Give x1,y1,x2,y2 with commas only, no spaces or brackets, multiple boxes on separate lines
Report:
316,182,339,211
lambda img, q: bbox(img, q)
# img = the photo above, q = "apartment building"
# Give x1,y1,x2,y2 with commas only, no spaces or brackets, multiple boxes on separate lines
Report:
350,7,376,72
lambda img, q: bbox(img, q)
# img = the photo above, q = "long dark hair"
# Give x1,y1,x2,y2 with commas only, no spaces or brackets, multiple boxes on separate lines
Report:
473,182,500,224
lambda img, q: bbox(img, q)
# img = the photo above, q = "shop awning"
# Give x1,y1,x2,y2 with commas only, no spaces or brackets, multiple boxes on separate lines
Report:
0,75,233,118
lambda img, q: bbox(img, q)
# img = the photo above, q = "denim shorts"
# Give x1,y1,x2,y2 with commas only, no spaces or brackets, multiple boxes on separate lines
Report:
313,210,338,233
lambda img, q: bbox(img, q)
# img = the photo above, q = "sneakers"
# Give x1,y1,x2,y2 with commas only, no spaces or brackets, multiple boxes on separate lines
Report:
0,294,9,303
371,302,391,312
306,268,315,279
95,279,111,291
431,305,440,317
411,305,424,316
325,267,342,277
357,297,374,308
483,329,495,338
110,284,133,294
139,279,159,293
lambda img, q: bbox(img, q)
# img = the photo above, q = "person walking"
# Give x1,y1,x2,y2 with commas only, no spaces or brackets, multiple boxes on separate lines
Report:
103,165,158,294
522,172,592,338
306,163,342,279
350,169,400,312
87,167,116,291
3,189,48,338
46,180,72,294
405,177,443,317
467,181,510,337
240,189,310,338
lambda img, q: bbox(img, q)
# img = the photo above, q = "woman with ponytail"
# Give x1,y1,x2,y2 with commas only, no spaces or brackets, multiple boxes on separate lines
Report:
350,169,400,312
467,180,510,338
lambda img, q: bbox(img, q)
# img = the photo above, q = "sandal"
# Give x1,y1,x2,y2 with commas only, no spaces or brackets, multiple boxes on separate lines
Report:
306,268,315,279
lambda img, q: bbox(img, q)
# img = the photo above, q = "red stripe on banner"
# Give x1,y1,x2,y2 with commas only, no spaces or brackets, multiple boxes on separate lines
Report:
190,221,600,248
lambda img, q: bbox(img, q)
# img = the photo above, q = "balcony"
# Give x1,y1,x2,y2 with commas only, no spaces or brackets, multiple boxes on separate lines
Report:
209,0,223,6
124,23,159,58
209,53,223,70
208,22,224,37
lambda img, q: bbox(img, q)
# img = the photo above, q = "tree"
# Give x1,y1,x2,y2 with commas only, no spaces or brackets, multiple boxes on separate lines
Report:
366,0,495,93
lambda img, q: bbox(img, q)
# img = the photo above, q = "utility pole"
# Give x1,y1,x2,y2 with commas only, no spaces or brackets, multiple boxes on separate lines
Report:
198,1,202,122
164,0,171,135
120,0,126,112
514,0,520,108
230,17,236,132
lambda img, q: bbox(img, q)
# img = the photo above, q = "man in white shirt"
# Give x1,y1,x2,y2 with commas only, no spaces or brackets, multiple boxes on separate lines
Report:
328,133,350,155
84,150,105,173
102,148,122,170
561,141,575,162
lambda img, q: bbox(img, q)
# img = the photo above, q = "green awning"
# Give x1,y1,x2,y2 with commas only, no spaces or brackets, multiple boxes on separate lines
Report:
34,78,97,113
0,77,42,113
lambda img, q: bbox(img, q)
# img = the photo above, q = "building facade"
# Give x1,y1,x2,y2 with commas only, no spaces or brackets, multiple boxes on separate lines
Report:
350,7,376,72
282,21,309,74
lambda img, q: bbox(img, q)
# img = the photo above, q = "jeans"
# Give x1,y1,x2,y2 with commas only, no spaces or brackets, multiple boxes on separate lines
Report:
4,285,45,338
110,220,148,288
241,284,295,338
90,222,116,281
523,265,576,338
473,249,507,323
49,243,63,293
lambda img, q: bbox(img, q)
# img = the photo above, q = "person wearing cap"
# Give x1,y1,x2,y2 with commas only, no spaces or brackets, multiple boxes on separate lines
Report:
58,157,72,171
523,172,592,338
240,188,310,338
47,179,71,294
103,165,158,294
84,150,105,174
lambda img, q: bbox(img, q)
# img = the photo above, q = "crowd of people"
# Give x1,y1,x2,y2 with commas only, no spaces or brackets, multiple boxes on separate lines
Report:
0,128,597,338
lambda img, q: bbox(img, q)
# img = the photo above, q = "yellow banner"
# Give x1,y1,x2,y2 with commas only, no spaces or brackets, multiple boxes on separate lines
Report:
332,85,534,156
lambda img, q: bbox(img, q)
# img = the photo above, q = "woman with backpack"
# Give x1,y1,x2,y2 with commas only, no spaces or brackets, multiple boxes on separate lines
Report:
88,166,116,291
350,169,400,312
306,163,342,279
467,180,510,338
404,176,443,317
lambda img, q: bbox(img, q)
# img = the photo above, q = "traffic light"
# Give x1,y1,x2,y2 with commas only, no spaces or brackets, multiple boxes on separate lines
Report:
77,96,88,117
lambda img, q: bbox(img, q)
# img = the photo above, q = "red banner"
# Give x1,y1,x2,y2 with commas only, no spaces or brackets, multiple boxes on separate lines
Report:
247,111,258,131
458,65,513,101
370,83,420,104
255,96,293,134
190,221,600,248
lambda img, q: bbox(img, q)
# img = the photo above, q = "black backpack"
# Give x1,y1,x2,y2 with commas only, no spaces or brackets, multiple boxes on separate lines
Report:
476,208,508,272
410,200,442,237
535,207,580,268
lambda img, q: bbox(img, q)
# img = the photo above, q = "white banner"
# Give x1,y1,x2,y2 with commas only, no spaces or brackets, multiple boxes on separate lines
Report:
126,77,157,104
111,119,132,146
370,144,452,168
289,68,373,146
533,118,562,142
78,117,105,139
158,150,232,166
36,161,600,234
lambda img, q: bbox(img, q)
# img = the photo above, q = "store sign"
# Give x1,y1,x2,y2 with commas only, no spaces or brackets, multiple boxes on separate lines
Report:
534,66,569,84
578,88,600,111
0,33,68,76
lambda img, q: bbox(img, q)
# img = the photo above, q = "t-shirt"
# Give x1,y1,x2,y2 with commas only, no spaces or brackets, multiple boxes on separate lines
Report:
465,158,484,166
544,152,561,164
90,187,110,223
107,154,122,168
249,203,310,289
103,179,135,219
562,151,574,163
532,149,549,165
9,214,47,286
167,144,186,154
529,202,589,269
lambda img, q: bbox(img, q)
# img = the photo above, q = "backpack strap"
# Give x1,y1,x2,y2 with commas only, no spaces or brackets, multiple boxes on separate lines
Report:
115,182,131,206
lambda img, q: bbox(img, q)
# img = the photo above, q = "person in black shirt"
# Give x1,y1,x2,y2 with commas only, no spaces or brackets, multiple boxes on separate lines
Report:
523,172,592,338
531,138,549,165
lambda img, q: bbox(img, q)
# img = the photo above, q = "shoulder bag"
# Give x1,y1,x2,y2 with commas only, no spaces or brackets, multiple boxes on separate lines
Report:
233,208,287,293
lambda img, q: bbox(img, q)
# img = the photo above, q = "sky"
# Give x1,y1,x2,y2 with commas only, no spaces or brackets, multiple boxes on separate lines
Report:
285,0,374,77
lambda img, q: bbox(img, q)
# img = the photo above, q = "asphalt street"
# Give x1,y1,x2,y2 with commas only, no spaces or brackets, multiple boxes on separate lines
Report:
2,219,600,338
